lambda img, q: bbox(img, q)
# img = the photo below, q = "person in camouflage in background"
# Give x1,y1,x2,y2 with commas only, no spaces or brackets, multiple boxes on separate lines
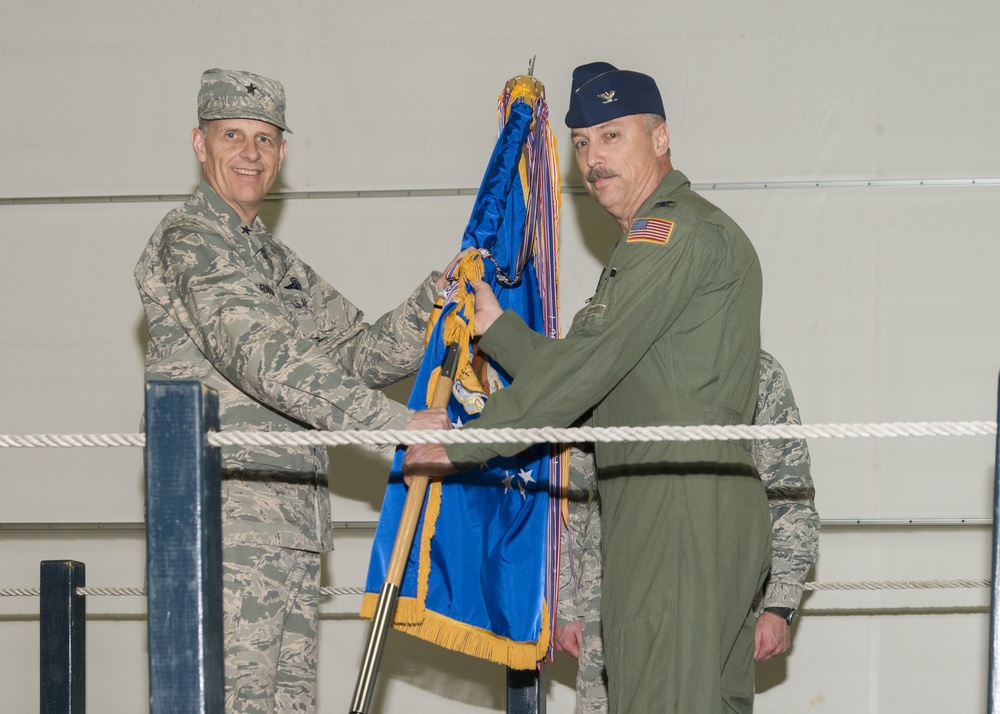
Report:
555,349,820,714
134,68,466,713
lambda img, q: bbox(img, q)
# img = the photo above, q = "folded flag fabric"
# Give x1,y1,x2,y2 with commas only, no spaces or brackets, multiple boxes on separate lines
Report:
360,74,563,669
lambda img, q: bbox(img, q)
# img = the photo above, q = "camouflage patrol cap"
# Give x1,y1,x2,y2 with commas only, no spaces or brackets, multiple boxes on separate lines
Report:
198,68,292,133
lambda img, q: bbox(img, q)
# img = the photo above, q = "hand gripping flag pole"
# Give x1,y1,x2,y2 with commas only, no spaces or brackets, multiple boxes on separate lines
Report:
350,341,461,714
355,66,564,708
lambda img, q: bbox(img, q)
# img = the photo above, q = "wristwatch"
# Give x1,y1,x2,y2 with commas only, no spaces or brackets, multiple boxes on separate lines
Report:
763,607,797,626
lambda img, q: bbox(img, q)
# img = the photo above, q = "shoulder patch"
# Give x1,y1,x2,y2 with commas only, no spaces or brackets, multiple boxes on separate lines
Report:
627,217,674,245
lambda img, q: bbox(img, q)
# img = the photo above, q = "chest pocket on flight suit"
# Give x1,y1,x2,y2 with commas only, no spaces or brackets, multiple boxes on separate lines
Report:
573,266,621,336
279,274,321,339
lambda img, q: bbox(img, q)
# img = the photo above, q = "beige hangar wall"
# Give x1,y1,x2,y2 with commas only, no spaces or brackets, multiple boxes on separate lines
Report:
1,1,999,712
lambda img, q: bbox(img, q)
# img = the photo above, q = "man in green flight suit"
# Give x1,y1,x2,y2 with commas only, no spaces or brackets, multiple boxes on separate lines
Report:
403,61,771,712
556,350,821,714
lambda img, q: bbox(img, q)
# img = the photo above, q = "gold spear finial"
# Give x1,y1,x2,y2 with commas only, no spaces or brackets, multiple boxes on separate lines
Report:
504,57,545,104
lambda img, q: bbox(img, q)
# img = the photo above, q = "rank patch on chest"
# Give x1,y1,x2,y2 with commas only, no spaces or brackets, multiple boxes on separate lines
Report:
627,218,674,245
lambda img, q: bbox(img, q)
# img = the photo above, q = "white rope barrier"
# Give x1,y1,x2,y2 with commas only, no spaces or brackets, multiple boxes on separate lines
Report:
0,579,989,599
0,433,147,448
1,420,996,449
0,586,367,598
3,420,993,602
803,579,989,592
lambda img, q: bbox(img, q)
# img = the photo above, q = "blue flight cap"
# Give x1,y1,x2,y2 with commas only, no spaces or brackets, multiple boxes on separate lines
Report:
565,62,665,129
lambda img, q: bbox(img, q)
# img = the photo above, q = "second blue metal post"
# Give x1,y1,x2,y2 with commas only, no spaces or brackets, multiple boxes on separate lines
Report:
40,559,86,713
989,372,1000,712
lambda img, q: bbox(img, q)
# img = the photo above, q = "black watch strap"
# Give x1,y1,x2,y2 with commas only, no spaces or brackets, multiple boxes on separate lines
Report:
763,607,798,625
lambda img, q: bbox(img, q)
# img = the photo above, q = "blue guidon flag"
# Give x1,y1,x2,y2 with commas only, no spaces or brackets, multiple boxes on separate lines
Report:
361,74,565,669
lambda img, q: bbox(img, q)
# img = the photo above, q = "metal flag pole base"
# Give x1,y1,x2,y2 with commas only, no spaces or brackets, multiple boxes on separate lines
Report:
349,342,460,714
349,581,400,714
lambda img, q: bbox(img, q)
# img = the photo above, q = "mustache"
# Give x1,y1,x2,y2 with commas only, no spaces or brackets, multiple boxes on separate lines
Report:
586,167,618,183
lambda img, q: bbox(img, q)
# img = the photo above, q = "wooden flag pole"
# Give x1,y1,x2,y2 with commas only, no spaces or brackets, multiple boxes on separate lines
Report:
350,342,461,714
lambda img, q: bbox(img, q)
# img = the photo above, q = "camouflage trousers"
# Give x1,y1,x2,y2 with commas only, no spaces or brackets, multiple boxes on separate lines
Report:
222,544,320,714
565,447,610,714
574,499,609,714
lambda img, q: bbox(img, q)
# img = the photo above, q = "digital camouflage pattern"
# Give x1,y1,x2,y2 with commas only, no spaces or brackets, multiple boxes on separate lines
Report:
136,178,438,712
198,68,292,133
560,445,608,714
223,544,320,713
135,180,438,552
560,349,819,714
753,349,820,610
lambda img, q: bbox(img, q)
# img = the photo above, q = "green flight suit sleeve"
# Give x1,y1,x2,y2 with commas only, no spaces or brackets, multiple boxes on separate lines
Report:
446,216,728,470
477,308,550,378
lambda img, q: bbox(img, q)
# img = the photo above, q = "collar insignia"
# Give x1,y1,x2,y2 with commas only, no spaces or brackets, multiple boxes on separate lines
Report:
598,90,616,104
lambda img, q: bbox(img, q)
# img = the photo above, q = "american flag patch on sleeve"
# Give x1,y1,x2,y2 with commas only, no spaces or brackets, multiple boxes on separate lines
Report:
627,217,674,245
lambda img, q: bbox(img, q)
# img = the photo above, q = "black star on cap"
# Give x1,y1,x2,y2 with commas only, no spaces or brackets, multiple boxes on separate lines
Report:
241,225,252,235
246,82,258,95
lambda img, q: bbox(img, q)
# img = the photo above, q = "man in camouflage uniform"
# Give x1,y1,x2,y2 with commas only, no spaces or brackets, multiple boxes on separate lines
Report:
134,68,465,713
555,349,820,713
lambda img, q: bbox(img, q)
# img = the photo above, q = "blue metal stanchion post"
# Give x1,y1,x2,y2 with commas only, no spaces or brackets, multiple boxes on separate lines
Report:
507,666,544,714
990,373,1000,713
40,559,86,713
144,381,224,714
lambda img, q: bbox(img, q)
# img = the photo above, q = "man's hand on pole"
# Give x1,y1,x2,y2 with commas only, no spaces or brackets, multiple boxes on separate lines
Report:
403,408,458,484
469,279,503,335
403,273,499,483
403,444,455,478
402,441,457,483
406,407,450,432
